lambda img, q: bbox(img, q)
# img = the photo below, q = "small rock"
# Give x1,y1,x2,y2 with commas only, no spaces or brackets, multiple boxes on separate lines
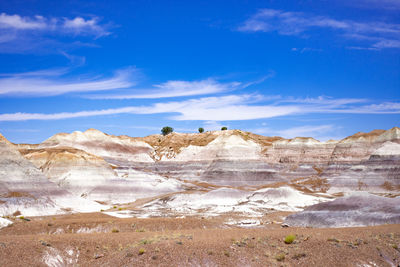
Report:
40,241,51,247
281,223,289,228
94,254,104,259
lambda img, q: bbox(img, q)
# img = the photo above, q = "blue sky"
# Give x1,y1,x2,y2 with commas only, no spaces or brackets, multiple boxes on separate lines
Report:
0,0,399,143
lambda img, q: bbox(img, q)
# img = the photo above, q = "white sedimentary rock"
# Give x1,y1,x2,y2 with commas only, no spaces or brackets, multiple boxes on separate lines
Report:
285,192,400,227
40,128,154,163
0,134,106,216
0,217,12,229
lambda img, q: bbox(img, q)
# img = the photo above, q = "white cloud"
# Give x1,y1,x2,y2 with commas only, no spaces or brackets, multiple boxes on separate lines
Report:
0,69,246,98
238,9,400,49
91,79,240,99
1,95,399,122
0,13,110,53
0,68,134,96
0,106,141,121
62,17,110,37
0,13,47,29
0,13,109,36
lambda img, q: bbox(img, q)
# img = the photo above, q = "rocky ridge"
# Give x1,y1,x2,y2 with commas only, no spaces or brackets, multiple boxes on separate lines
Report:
0,127,399,227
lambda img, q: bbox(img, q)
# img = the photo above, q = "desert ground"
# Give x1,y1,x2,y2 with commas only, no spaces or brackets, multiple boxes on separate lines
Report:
1,212,400,267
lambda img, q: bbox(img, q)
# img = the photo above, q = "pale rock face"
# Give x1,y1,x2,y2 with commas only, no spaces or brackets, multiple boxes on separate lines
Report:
40,128,154,163
265,138,337,164
168,133,262,161
0,135,106,216
371,141,400,156
138,186,328,218
21,147,117,197
285,192,400,227
0,217,12,229
1,127,399,222
88,168,183,204
19,146,182,204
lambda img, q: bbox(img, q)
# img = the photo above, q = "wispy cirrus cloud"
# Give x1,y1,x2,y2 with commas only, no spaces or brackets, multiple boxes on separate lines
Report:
88,72,275,99
0,13,47,29
238,9,400,49
0,68,134,96
0,95,399,122
0,13,110,37
0,13,111,53
0,68,245,98
89,79,241,99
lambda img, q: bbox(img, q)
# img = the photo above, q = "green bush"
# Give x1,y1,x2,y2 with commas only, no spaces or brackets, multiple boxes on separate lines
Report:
138,248,145,255
198,127,204,133
161,126,174,136
284,234,296,244
221,126,227,131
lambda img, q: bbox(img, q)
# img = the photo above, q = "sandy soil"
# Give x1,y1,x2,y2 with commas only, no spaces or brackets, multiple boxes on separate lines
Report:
0,212,399,267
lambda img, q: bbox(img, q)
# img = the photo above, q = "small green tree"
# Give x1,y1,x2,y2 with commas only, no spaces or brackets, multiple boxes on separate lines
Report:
198,127,204,133
221,126,228,131
161,126,173,136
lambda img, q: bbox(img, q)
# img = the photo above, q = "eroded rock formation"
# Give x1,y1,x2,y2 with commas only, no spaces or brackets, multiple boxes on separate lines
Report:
0,127,399,223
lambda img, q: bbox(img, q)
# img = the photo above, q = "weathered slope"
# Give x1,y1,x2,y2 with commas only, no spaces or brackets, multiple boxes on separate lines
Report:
19,146,184,204
35,127,400,192
19,147,118,197
0,134,105,216
40,128,154,163
285,193,400,227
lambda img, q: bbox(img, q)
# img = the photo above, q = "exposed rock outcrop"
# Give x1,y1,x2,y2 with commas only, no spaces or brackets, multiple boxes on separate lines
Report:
1,127,399,222
0,134,105,216
284,193,400,227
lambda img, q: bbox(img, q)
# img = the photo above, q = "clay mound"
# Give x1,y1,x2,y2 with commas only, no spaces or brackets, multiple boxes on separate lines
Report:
370,141,400,157
40,128,154,163
138,186,328,218
19,145,183,204
0,133,105,216
0,217,12,229
284,192,400,228
20,147,118,197
143,129,282,161
341,129,386,143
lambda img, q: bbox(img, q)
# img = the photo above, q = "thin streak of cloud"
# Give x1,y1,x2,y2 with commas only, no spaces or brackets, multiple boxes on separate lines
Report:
0,13,47,29
0,68,135,96
89,72,275,99
0,13,111,54
0,106,141,121
89,79,240,99
0,95,399,122
238,9,400,49
0,13,110,37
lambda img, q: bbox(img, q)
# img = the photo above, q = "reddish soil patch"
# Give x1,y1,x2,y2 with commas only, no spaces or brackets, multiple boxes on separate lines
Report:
0,213,399,267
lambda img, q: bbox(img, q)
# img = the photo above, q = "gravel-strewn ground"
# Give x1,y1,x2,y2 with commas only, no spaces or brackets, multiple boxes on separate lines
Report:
0,212,399,267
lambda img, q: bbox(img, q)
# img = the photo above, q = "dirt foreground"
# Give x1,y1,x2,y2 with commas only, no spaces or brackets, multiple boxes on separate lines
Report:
0,213,399,267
